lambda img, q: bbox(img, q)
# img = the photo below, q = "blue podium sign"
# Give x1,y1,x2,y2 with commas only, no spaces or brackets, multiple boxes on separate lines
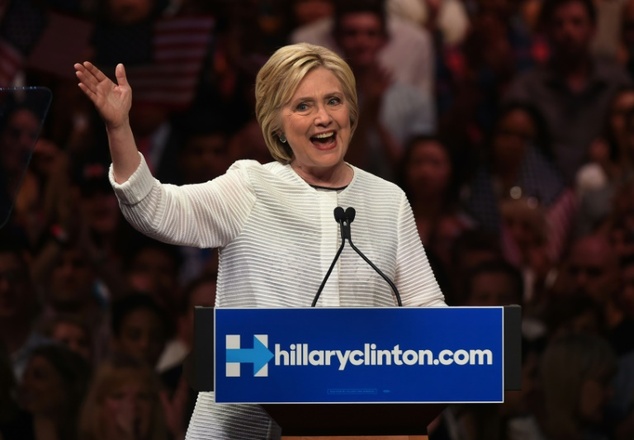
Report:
213,307,504,404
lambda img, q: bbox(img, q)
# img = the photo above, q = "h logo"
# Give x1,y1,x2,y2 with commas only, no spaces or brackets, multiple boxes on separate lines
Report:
226,334,274,377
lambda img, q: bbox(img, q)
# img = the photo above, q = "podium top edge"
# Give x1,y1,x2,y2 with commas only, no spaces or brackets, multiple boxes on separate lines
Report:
195,305,521,310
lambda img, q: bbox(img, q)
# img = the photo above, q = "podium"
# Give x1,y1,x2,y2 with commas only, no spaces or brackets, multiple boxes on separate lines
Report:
189,306,521,439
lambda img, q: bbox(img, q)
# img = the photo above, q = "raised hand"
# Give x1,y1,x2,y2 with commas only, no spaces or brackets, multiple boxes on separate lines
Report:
73,61,140,182
74,62,132,130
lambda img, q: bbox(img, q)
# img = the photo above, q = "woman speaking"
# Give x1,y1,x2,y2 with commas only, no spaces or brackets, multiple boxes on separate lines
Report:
75,42,446,439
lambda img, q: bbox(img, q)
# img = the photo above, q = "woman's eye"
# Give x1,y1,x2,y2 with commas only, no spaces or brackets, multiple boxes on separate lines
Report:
296,102,309,111
328,97,341,105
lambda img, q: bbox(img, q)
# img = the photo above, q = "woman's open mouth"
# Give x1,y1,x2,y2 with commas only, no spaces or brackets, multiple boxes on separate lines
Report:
310,131,336,149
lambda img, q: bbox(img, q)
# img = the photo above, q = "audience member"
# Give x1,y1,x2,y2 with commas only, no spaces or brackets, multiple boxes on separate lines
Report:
604,253,634,437
78,355,170,440
395,134,473,269
228,117,274,164
461,258,524,307
590,0,629,60
0,343,19,430
543,293,606,338
575,87,634,236
609,255,634,440
60,161,131,296
534,332,617,440
446,228,505,305
13,344,91,440
435,0,545,142
0,104,43,230
130,106,189,182
620,0,634,78
290,0,436,97
386,0,470,47
499,198,551,275
156,273,217,436
0,235,48,381
429,403,505,440
554,233,620,303
184,2,275,137
551,233,634,359
332,0,436,180
109,293,172,369
600,179,634,259
27,159,131,310
281,0,335,29
619,253,634,319
156,113,233,284
432,258,527,440
463,101,572,228
157,273,216,373
121,237,183,315
169,112,235,186
461,102,575,300
32,242,112,361
41,314,94,363
42,244,107,319
17,137,66,249
502,335,547,440
505,0,631,183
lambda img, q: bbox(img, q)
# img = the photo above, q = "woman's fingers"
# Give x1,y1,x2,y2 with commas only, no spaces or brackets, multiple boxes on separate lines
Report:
74,62,104,100
74,61,118,93
114,63,129,88
80,61,108,84
74,61,132,129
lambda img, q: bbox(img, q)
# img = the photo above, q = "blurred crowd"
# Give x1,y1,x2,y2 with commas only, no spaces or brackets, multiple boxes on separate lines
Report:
1,0,634,439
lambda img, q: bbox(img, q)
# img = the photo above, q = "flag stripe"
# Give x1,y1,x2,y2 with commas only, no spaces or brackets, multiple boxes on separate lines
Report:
125,16,215,109
0,40,24,87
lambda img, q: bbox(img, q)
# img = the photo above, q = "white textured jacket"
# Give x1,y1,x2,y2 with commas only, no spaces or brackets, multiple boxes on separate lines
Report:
110,155,446,439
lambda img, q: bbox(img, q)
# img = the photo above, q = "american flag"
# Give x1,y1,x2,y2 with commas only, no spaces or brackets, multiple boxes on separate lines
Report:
122,16,215,110
0,39,23,87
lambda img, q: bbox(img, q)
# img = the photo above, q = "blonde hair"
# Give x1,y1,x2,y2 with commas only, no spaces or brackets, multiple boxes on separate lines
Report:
255,43,359,163
539,332,616,439
499,196,548,244
78,356,168,440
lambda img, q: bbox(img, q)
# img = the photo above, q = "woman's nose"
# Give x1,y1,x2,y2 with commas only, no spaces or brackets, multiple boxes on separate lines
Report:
314,104,332,125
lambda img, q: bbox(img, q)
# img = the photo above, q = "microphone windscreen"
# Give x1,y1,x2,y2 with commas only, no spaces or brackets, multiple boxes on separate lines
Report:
345,207,356,222
334,207,345,222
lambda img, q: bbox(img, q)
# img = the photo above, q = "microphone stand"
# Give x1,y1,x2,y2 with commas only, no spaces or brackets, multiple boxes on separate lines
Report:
312,207,403,307
311,208,348,307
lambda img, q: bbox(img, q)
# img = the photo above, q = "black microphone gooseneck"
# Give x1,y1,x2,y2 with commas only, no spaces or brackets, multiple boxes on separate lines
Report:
311,207,348,307
344,207,403,307
311,207,403,307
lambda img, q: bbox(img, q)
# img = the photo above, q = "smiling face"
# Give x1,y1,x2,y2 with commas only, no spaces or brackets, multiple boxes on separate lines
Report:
280,67,352,185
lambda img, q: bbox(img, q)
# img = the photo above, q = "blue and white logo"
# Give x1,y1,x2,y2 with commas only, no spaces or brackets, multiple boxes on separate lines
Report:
215,307,505,404
226,334,274,377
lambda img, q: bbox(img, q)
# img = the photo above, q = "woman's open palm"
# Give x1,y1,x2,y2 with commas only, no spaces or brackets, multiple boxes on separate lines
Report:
74,62,132,130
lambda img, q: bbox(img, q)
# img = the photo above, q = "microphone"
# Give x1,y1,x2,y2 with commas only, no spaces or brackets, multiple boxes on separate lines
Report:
312,207,403,307
334,206,350,240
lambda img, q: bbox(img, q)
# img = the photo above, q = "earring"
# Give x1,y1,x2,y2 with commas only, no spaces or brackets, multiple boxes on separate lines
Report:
279,134,287,143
